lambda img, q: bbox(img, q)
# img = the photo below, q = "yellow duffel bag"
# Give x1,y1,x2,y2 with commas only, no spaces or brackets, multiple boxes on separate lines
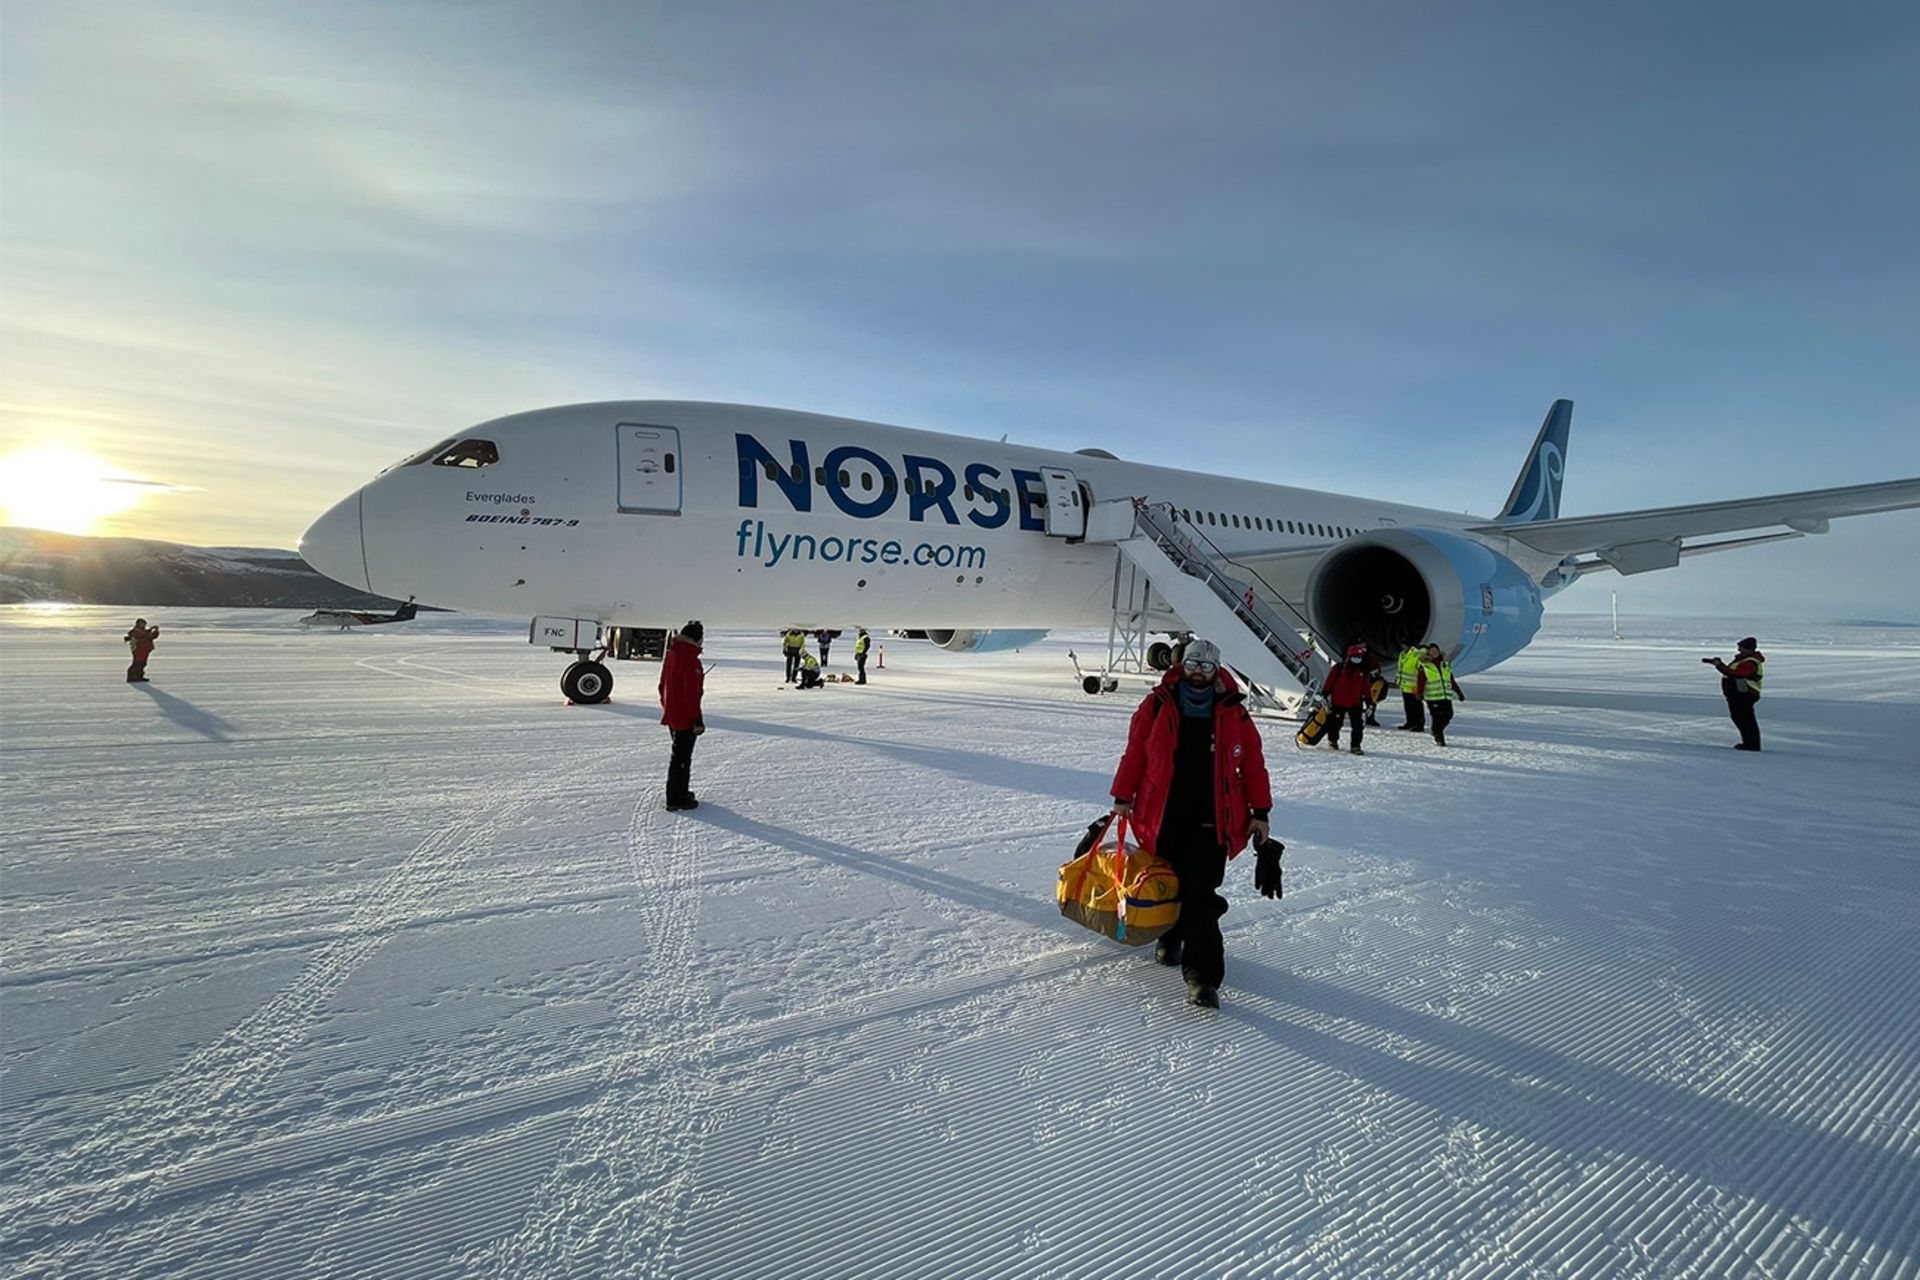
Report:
1295,701,1333,748
1057,816,1180,946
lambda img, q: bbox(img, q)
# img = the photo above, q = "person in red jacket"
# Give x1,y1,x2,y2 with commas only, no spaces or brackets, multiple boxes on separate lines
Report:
658,620,706,811
124,618,159,682
1320,641,1376,755
1705,636,1766,751
1109,638,1273,1009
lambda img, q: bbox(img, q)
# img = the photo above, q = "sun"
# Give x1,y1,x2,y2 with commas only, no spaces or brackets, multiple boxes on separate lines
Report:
0,446,151,536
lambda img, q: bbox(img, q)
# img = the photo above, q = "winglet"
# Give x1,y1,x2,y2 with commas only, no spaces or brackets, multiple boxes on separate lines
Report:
1498,399,1573,523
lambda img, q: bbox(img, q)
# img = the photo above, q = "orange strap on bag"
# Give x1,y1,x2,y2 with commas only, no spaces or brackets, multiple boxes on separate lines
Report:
1107,816,1133,940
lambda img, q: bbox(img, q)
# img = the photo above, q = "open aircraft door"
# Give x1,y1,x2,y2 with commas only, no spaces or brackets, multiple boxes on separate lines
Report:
1040,467,1086,539
616,424,682,515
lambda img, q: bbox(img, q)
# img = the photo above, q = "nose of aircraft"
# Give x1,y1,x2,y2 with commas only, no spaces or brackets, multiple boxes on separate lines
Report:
300,491,370,592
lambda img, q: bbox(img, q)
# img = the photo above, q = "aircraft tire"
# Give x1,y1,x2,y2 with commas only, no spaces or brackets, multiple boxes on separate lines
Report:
1147,641,1175,671
562,660,613,704
1083,675,1103,695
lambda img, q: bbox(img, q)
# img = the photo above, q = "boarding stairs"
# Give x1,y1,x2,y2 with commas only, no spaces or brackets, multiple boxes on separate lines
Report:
1084,499,1334,714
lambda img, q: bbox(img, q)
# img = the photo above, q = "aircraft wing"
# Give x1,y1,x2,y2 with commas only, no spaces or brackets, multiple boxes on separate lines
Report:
1464,476,1920,575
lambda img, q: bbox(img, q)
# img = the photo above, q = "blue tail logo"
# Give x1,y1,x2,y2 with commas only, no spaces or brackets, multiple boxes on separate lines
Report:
1498,399,1572,523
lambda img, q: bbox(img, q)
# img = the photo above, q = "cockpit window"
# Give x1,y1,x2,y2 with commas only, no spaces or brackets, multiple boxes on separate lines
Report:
429,439,501,469
393,436,457,470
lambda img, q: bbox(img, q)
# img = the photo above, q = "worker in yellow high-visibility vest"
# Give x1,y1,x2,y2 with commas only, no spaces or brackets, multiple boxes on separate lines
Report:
1395,643,1425,733
1704,636,1766,751
782,627,806,683
1414,643,1466,747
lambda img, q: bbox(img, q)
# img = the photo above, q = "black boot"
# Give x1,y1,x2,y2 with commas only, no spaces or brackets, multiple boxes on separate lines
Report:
1154,937,1182,967
1185,979,1220,1009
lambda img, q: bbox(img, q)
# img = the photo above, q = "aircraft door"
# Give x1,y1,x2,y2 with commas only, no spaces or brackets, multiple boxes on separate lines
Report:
616,424,682,514
1040,467,1086,539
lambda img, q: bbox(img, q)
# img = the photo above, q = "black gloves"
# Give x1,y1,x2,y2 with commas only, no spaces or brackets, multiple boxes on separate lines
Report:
1254,838,1285,899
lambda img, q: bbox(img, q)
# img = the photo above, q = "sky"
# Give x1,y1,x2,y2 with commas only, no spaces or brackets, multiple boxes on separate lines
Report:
3,0,1917,617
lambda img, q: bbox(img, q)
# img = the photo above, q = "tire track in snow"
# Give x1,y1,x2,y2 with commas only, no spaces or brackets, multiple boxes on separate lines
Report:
0,792,533,1264
473,794,715,1279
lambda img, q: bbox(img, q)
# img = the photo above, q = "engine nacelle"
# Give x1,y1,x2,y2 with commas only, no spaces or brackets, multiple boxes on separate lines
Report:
1306,527,1544,675
924,628,1051,653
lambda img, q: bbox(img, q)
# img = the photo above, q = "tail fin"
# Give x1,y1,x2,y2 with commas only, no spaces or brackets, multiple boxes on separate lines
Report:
1497,399,1572,523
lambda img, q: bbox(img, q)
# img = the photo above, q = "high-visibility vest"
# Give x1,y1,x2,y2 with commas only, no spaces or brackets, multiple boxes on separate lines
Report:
855,633,870,656
1418,658,1455,702
1733,655,1764,699
784,631,805,651
802,652,819,669
1398,647,1422,687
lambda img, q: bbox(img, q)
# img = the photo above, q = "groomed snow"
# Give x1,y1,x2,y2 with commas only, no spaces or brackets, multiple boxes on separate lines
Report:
3,606,1917,1279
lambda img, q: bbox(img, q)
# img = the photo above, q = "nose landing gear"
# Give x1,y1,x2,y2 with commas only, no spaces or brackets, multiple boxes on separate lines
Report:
561,659,613,705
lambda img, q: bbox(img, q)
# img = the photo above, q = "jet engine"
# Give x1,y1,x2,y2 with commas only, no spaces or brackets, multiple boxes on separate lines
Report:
1305,528,1543,675
923,628,1051,653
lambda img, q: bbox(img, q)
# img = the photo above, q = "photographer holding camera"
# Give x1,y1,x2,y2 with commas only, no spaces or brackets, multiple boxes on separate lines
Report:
1704,636,1766,752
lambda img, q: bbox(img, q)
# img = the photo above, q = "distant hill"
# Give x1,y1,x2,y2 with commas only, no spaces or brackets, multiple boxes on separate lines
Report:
0,527,409,609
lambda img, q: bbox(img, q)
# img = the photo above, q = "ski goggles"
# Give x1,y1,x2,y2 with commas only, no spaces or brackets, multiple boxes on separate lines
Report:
1183,658,1219,675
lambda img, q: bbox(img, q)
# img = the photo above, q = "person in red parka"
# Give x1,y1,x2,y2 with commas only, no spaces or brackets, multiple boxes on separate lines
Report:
1320,641,1377,755
124,618,159,682
658,620,706,811
1109,638,1272,1008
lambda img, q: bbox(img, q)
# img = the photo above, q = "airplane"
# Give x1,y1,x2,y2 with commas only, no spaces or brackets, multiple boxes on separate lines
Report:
299,399,1920,706
299,596,419,631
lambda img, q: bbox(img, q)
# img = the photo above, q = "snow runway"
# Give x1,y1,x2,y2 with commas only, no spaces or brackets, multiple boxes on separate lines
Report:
3,608,1917,1278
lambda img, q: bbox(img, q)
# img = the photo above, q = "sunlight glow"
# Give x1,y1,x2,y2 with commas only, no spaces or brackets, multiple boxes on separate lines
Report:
0,446,151,535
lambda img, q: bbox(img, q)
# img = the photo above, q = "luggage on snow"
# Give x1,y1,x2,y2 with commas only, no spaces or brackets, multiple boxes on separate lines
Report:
1057,815,1180,945
1295,701,1333,748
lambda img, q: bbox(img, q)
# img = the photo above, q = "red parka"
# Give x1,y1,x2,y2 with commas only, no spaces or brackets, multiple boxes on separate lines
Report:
658,635,704,731
1323,662,1373,708
1110,667,1273,857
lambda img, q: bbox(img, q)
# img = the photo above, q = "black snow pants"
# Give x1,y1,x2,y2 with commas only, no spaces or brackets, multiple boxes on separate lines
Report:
1725,691,1762,750
1428,700,1454,745
1326,705,1365,750
856,652,867,684
1156,827,1231,988
667,728,699,803
1401,691,1425,731
784,649,801,683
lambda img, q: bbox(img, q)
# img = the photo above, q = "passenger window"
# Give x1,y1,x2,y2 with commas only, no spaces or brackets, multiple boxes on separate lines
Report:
430,439,500,468
964,485,974,500
815,466,826,485
861,473,874,492
883,475,897,494
840,470,852,488
765,461,779,482
790,463,804,485
665,454,676,474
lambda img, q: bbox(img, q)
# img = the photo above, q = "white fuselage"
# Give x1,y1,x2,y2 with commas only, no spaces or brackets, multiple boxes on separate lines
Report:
302,401,1498,630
